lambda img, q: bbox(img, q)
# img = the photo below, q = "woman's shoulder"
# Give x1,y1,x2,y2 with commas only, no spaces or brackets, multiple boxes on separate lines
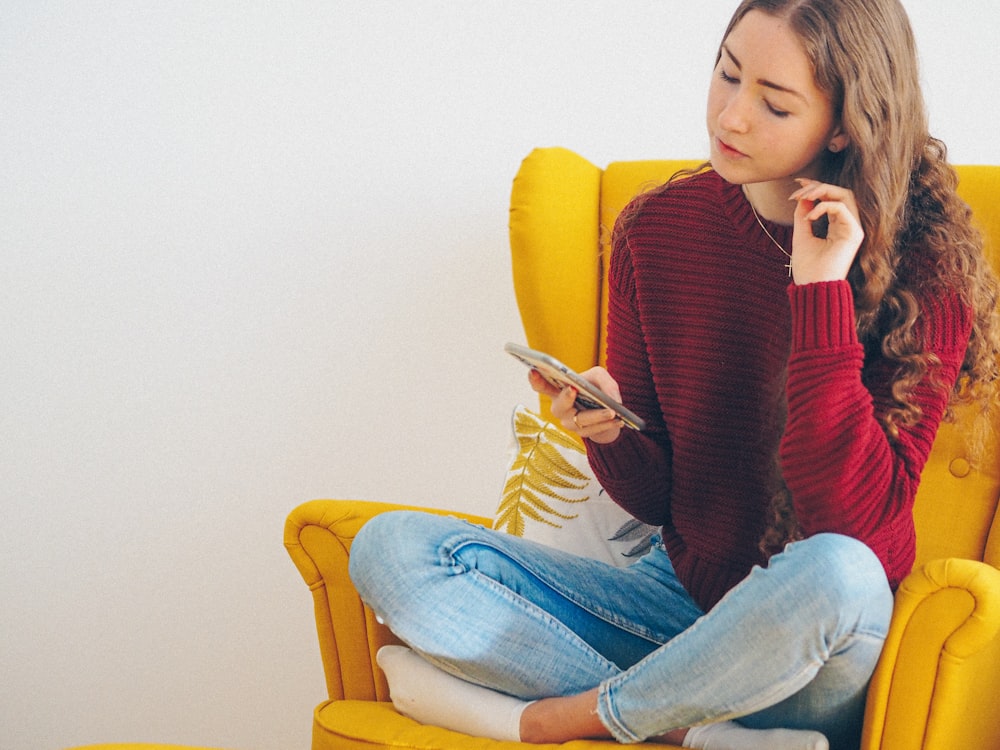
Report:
634,167,726,206
624,170,736,221
617,169,744,243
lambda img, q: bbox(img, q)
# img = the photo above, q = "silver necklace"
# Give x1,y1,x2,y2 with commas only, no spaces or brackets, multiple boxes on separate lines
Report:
745,189,793,277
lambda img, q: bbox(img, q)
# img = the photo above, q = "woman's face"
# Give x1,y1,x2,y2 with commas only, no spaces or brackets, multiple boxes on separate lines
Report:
706,10,846,186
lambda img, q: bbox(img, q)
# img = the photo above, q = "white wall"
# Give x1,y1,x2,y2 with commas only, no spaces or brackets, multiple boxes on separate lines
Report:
1,2,996,749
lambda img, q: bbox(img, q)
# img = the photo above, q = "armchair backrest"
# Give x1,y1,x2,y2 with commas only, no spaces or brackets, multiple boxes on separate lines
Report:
509,146,1000,571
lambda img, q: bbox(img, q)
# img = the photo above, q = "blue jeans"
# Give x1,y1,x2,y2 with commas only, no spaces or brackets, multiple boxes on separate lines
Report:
349,511,893,748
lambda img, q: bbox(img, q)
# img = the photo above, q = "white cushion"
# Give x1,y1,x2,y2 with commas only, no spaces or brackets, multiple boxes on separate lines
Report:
495,405,656,567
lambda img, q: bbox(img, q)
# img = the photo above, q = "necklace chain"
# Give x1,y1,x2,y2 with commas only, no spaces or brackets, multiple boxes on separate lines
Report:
745,191,793,277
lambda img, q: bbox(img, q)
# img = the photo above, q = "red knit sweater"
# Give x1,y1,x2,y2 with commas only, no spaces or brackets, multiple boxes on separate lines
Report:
587,170,972,611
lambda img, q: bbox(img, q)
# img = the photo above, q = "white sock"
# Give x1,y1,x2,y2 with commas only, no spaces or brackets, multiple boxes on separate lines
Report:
683,721,829,750
376,645,531,741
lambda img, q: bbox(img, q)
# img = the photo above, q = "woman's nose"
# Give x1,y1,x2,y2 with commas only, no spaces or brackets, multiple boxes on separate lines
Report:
718,92,751,133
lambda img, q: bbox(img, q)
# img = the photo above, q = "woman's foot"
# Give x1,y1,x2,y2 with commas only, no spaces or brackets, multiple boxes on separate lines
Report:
376,645,527,741
682,721,829,750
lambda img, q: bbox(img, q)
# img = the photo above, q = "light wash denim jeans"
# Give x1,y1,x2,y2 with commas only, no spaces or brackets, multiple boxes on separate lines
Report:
349,510,893,748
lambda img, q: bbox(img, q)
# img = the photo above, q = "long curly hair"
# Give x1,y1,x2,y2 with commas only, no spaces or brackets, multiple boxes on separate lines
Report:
724,0,1000,555
615,0,1000,556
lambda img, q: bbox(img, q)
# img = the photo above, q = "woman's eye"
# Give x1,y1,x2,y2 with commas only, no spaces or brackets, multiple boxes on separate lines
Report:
766,103,791,118
719,69,739,84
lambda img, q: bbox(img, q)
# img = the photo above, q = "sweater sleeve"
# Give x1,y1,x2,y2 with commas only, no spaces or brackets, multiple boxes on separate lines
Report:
585,231,675,526
780,281,972,587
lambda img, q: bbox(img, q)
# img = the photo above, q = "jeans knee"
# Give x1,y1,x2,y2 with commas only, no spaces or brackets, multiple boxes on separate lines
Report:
349,510,417,601
350,510,475,605
785,533,893,619
798,533,879,578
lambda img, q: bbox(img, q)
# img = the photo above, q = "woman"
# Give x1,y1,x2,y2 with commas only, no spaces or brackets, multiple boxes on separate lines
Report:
349,1,1000,747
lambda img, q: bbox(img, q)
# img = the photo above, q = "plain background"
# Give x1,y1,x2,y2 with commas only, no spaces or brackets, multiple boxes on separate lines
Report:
2,2,998,749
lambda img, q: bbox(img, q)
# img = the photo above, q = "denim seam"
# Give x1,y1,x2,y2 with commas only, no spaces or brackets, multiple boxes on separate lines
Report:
444,535,668,646
434,537,623,693
597,681,644,744
467,567,619,673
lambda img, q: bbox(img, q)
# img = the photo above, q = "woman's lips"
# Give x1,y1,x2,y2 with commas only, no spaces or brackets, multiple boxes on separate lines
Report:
716,138,747,159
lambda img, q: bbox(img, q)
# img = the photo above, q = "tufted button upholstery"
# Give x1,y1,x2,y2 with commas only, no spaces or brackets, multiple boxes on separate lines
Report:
949,457,972,478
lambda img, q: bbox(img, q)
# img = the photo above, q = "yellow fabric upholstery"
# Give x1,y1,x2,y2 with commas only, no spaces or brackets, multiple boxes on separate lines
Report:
311,700,621,750
285,148,1000,749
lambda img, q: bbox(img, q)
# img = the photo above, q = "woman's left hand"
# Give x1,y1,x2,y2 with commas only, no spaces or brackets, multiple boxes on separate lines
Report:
789,178,865,284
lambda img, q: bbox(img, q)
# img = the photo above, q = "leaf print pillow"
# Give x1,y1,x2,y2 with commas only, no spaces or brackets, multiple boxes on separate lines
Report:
494,405,657,567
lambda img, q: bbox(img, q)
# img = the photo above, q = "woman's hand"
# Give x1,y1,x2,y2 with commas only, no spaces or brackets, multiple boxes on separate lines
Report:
789,178,865,284
528,367,624,444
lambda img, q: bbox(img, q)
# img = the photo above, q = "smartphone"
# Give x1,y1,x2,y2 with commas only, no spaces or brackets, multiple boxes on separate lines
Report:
505,342,646,431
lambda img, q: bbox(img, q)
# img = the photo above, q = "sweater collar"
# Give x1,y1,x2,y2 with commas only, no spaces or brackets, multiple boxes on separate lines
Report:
717,173,794,259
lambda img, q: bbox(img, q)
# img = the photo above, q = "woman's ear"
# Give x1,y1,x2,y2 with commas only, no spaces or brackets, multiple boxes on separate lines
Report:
828,132,849,154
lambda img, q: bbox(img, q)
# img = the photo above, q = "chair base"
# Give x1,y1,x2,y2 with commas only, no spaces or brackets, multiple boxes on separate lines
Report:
312,700,670,749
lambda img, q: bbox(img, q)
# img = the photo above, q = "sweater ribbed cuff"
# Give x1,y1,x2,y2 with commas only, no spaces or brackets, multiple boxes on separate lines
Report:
788,281,858,351
585,429,659,478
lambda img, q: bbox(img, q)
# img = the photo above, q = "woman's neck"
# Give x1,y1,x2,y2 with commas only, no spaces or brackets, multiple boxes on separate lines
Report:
743,180,798,226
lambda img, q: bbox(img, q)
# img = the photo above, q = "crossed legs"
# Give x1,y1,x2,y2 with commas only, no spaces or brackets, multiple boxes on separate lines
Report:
349,511,892,748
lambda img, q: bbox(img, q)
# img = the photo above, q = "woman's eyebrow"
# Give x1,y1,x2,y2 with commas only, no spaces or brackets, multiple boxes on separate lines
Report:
721,44,807,102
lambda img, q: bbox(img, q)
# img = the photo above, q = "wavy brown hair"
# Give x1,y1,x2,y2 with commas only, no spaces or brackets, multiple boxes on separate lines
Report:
725,0,1000,553
724,0,1000,436
617,0,1000,555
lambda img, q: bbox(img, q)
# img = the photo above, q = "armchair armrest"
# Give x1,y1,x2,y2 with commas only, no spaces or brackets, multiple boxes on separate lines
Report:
283,499,491,702
862,557,1000,750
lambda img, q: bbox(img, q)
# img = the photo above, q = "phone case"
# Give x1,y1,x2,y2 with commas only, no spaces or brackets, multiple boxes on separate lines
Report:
504,342,646,431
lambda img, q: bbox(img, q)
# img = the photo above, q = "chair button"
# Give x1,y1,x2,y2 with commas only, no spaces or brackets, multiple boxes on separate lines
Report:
949,457,972,478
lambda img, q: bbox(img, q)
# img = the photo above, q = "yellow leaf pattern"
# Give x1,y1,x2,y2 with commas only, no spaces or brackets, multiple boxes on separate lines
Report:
496,408,596,536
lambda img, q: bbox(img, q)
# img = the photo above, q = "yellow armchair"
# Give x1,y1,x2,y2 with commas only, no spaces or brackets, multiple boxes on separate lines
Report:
284,148,1000,750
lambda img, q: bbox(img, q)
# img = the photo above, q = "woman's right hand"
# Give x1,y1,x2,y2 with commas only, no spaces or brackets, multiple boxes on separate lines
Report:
528,367,624,444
